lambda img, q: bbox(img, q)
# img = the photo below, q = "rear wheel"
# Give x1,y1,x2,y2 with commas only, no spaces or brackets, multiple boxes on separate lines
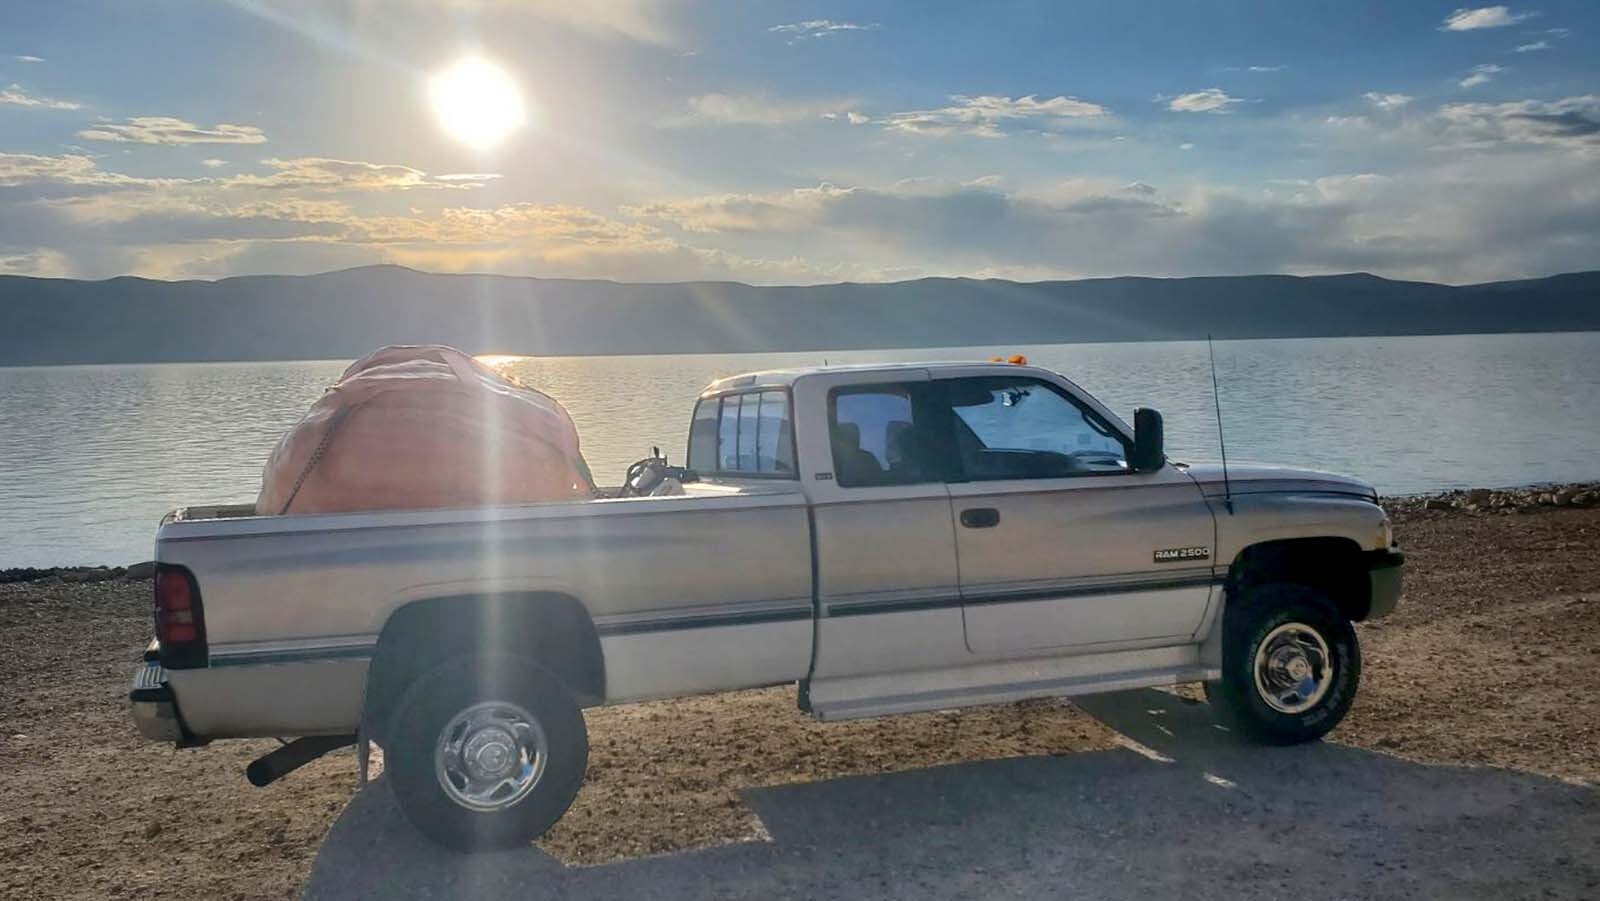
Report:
1206,583,1360,745
387,655,588,851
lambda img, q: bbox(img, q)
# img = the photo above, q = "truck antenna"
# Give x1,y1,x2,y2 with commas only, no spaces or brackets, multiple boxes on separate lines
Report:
1207,334,1234,515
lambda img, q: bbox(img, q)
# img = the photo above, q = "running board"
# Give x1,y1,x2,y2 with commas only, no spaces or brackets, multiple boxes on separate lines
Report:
806,646,1218,722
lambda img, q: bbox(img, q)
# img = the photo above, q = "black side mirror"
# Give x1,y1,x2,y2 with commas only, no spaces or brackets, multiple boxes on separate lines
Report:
1131,408,1165,472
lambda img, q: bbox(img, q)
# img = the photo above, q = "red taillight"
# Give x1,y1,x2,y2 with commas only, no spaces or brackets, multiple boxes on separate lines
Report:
154,564,207,668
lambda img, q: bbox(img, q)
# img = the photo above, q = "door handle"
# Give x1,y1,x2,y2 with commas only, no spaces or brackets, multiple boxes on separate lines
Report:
960,507,1000,529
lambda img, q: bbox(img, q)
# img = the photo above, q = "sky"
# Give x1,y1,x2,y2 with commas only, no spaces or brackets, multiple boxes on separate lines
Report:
1,1,1598,285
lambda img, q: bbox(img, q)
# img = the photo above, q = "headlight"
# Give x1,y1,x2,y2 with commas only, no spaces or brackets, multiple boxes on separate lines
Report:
1376,517,1394,549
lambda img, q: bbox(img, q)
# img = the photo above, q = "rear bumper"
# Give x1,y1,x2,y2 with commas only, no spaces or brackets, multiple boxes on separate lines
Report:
1364,548,1405,620
130,657,202,746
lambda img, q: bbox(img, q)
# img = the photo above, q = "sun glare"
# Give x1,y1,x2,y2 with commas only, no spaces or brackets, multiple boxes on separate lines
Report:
428,56,527,150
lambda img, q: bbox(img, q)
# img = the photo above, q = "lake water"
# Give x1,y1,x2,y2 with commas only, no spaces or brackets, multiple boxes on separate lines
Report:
3,332,1598,568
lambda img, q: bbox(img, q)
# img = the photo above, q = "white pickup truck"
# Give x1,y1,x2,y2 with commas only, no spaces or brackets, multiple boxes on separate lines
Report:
131,360,1403,850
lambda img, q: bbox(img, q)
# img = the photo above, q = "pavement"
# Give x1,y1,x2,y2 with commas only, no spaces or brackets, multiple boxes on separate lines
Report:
306,689,1600,899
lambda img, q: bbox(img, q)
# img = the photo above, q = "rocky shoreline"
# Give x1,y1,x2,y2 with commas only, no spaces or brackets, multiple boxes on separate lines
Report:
0,561,154,584
1383,481,1600,516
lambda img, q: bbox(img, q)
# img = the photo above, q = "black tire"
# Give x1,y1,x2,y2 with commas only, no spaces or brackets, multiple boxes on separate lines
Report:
386,654,588,851
1205,582,1360,745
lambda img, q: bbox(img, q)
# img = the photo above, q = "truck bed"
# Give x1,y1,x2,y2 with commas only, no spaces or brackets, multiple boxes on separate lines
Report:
153,478,816,736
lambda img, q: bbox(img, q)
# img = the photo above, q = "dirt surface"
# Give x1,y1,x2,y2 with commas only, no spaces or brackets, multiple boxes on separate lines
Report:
1340,505,1600,782
2,501,1598,899
309,690,1600,901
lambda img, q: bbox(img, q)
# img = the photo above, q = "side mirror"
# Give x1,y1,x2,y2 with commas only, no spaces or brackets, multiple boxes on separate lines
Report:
1131,408,1165,472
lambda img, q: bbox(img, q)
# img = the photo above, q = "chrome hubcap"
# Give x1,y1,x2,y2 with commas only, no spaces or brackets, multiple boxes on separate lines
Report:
434,701,548,812
1253,622,1333,714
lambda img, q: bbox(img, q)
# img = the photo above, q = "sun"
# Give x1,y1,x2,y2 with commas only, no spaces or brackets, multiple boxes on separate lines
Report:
428,57,527,150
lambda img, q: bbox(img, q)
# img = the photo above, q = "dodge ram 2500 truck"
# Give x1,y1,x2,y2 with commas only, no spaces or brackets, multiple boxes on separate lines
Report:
131,361,1403,850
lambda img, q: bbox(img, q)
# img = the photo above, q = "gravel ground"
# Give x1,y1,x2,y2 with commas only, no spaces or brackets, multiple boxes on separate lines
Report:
1,500,1597,899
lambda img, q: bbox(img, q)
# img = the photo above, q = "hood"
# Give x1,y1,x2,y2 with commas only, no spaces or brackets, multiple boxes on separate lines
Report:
1176,461,1377,501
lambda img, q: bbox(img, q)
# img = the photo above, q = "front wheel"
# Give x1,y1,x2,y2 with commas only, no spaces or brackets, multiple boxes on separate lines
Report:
386,655,588,851
1205,583,1360,745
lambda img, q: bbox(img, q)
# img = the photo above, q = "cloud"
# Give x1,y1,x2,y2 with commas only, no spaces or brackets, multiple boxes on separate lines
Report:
672,93,859,126
624,178,1181,241
1434,95,1600,148
0,248,73,277
0,151,882,283
1441,6,1536,31
230,157,498,191
881,94,1109,138
13,55,45,63
253,0,680,46
768,20,878,40
0,83,81,110
1514,40,1550,52
0,152,496,196
1166,88,1243,113
200,159,229,168
9,92,1600,286
1459,64,1506,88
634,153,1600,284
77,117,267,145
0,152,154,188
1364,92,1414,111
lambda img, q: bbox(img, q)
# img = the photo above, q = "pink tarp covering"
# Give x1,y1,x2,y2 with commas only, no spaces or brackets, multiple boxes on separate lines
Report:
257,345,595,515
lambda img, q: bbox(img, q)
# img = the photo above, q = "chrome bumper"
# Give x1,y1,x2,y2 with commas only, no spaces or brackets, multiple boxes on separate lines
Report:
130,661,185,743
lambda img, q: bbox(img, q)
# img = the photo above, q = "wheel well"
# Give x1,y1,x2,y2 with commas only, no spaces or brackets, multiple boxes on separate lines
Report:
364,592,605,736
1227,537,1371,622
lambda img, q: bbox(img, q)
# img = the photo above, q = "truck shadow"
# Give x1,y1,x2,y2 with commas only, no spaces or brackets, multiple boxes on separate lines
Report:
306,689,1600,900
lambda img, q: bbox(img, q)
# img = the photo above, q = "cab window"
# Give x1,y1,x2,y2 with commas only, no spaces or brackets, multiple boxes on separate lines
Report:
828,384,941,487
945,377,1129,480
687,390,796,477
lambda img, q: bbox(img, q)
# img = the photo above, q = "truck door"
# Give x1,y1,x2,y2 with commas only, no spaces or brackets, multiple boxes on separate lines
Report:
938,373,1217,655
793,370,968,691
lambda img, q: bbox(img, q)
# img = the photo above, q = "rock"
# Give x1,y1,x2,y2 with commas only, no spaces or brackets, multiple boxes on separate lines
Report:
123,561,156,580
1573,491,1598,508
1424,498,1452,511
1555,488,1578,506
1466,488,1493,505
142,821,162,839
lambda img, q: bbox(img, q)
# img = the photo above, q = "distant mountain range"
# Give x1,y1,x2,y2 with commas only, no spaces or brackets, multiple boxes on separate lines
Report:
2,266,1598,365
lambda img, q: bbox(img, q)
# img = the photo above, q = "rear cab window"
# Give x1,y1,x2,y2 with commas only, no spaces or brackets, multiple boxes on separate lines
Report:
687,389,796,478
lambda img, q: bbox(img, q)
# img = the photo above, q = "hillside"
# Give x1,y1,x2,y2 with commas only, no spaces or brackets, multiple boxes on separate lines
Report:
2,266,1597,364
